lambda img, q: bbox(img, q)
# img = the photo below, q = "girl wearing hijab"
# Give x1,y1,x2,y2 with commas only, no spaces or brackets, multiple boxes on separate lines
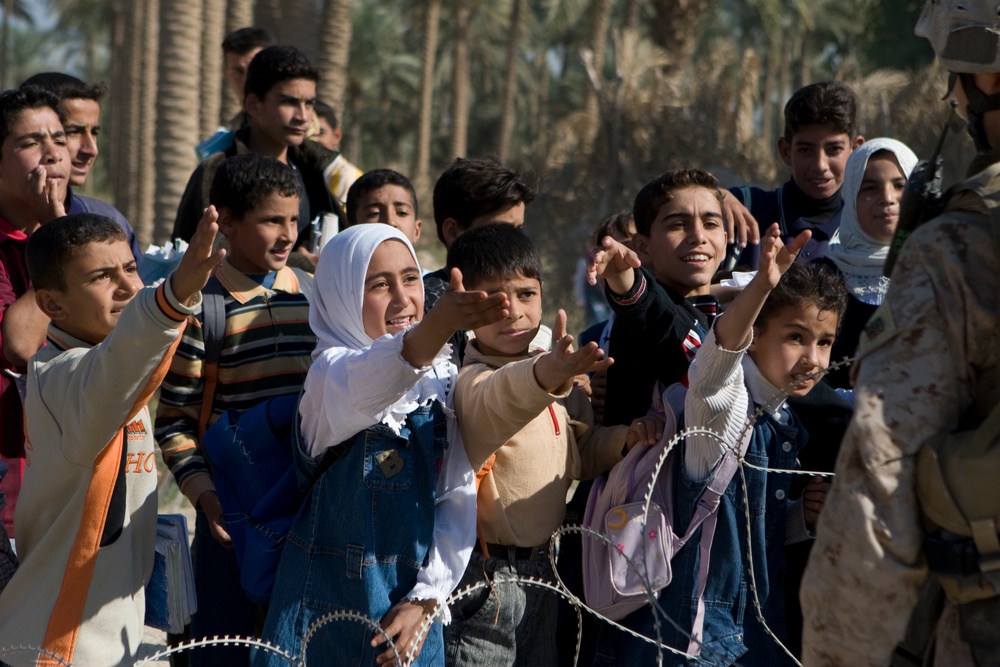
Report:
256,225,508,667
824,137,918,388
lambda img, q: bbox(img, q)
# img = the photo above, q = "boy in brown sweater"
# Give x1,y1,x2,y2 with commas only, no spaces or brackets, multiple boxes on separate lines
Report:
444,223,658,666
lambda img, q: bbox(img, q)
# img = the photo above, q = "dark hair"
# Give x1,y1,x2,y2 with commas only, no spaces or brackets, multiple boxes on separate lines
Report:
783,81,858,141
0,87,63,158
593,210,635,247
20,72,106,103
345,169,418,225
446,223,542,289
221,27,275,55
209,153,301,218
313,100,338,129
432,157,536,244
632,168,725,236
245,45,319,101
26,214,127,290
754,261,848,333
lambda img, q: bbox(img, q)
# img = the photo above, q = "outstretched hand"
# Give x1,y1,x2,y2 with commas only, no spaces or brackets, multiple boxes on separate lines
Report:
430,268,510,333
170,206,226,306
721,189,761,249
587,236,641,290
757,224,811,289
533,309,613,393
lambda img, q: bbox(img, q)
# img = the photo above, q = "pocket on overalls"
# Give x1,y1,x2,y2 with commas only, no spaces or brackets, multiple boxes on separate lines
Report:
363,426,413,492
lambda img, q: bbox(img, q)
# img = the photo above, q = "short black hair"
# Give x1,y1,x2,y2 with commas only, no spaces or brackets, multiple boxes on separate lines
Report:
632,168,725,237
209,153,301,219
346,169,418,226
26,214,127,291
593,210,635,247
446,223,542,290
314,100,338,129
20,72,107,103
245,45,319,101
0,87,63,159
221,27,275,55
783,81,858,141
754,261,848,333
432,157,536,245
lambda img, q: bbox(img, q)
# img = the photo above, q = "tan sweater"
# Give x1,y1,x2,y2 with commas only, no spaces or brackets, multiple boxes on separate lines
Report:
456,343,628,547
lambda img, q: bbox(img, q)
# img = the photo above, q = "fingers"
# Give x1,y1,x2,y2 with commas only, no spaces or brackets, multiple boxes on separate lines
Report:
448,267,465,293
552,309,568,342
782,229,812,257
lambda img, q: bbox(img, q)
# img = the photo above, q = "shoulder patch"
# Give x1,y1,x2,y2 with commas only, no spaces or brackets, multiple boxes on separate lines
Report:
858,305,896,356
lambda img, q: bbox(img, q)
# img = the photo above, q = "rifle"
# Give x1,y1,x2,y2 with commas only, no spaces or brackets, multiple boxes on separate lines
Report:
883,104,963,277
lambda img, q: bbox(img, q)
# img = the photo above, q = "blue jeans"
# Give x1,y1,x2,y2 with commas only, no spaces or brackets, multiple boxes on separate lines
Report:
189,510,258,667
444,549,558,667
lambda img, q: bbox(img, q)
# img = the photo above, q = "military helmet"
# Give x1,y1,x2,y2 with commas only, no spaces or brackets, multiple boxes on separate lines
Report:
916,1,1000,73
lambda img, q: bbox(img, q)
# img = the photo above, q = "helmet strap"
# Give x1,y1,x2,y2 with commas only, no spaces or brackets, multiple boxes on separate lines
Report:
961,73,1000,153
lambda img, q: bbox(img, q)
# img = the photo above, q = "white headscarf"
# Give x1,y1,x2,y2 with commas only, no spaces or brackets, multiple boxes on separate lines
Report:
310,224,420,355
827,138,919,304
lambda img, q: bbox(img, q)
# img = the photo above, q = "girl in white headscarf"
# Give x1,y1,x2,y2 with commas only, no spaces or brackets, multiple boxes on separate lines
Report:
257,224,508,667
825,137,918,387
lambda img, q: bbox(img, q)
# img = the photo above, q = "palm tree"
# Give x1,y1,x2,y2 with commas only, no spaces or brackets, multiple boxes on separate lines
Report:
0,0,32,90
200,0,226,140
496,0,526,161
449,0,475,160
318,0,354,114
221,0,254,122
282,0,320,64
154,0,202,241
413,0,441,193
581,0,613,146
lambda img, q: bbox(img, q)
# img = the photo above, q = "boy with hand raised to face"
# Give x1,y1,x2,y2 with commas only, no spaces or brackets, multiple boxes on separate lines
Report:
0,209,224,667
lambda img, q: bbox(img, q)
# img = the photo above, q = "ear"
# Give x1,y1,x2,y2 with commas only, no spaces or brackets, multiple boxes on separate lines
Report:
331,126,343,146
442,218,462,248
852,135,865,149
35,288,67,321
413,218,422,243
216,208,238,237
244,93,261,119
631,233,652,265
778,136,792,167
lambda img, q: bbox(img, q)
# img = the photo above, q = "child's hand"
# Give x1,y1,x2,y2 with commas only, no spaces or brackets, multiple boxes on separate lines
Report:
197,490,233,549
29,165,67,222
534,310,613,393
588,236,641,291
427,268,510,334
171,206,227,306
721,190,761,248
757,223,811,289
803,476,831,528
626,413,665,451
372,598,437,666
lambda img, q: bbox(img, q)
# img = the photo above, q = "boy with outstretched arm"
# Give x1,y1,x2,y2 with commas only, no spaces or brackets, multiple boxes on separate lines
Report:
0,209,224,667
444,223,658,666
590,226,846,666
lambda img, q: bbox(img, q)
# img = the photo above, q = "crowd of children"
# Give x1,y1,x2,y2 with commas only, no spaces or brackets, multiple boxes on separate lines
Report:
0,15,966,667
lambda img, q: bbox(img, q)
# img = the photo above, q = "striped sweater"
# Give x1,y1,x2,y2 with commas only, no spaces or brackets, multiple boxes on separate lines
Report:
155,260,316,505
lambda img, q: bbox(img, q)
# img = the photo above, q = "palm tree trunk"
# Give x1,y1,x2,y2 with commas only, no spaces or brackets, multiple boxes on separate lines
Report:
413,0,441,194
281,0,319,64
221,0,255,122
449,0,474,160
154,0,202,241
255,0,284,41
650,0,716,86
496,0,524,162
318,0,354,113
138,0,160,245
200,0,226,140
623,0,640,30
582,0,613,145
0,0,14,90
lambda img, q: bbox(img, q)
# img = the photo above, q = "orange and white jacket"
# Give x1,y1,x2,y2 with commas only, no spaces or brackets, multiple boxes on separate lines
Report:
0,281,197,667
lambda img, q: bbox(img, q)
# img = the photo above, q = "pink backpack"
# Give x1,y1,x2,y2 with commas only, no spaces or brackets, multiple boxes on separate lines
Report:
581,382,751,657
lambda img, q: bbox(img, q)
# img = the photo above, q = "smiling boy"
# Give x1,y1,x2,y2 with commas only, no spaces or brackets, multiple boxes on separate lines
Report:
156,153,316,666
0,209,222,667
172,46,344,258
591,168,727,428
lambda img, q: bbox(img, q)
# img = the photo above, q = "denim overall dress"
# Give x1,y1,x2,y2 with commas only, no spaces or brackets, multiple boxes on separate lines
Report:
593,408,807,666
256,402,448,667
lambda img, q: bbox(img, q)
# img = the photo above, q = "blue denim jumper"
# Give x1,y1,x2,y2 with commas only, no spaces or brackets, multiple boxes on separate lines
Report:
592,409,807,666
255,403,448,667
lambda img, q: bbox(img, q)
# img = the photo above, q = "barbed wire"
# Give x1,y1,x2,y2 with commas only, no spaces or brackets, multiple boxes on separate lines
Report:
0,355,857,667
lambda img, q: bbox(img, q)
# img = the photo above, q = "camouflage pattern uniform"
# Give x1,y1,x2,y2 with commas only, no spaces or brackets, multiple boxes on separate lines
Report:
800,155,1000,667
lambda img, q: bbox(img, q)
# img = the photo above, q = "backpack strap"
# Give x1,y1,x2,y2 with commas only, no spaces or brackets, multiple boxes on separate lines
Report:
474,454,497,559
682,421,754,657
197,275,227,441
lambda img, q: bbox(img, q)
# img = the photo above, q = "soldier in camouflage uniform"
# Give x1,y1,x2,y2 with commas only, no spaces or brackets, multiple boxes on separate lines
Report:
801,2,1000,665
